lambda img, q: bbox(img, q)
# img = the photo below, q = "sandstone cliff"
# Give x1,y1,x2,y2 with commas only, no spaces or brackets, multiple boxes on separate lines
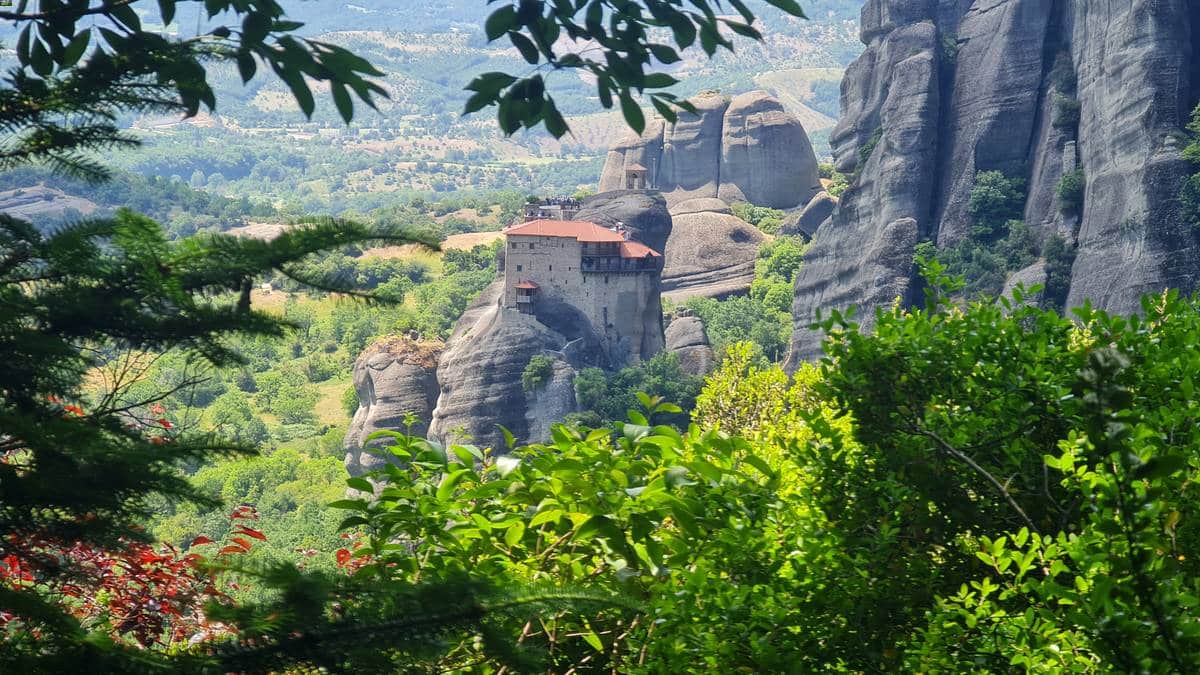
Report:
343,337,442,476
787,0,1199,367
665,314,715,376
599,91,823,210
663,202,766,301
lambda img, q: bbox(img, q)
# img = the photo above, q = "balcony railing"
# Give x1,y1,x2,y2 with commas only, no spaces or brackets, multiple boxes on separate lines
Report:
580,256,659,273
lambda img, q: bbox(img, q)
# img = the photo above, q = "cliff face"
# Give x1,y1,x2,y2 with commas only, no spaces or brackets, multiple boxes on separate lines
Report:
599,91,822,210
787,0,1199,367
343,337,442,476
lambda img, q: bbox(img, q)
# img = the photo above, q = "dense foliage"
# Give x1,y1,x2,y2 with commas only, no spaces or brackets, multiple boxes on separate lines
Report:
730,201,785,234
683,235,805,361
318,264,1200,672
572,352,702,425
931,170,1077,305
1183,103,1200,231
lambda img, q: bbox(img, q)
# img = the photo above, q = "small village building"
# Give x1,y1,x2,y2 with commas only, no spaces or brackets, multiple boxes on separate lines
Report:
625,163,649,190
522,198,582,223
502,219,663,365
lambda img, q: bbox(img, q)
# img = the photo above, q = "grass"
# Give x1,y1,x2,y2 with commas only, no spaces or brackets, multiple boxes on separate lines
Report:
314,377,353,426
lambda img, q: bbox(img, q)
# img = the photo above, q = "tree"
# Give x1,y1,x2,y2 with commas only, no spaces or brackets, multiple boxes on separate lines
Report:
801,265,1200,671
968,170,1026,238
0,207,435,667
1182,104,1200,230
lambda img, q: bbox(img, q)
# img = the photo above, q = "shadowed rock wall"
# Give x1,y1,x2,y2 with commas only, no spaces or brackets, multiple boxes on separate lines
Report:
786,0,1199,368
600,91,822,210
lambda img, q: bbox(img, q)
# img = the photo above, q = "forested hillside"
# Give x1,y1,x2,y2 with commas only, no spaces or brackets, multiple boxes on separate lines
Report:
0,2,861,218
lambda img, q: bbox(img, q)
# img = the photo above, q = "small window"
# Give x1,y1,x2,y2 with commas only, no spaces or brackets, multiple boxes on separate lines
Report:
604,275,609,284
548,265,553,271
516,264,523,272
511,242,517,249
529,242,535,249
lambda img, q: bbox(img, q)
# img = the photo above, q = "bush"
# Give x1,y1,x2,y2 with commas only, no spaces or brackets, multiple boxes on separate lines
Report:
730,202,785,234
1042,233,1075,308
820,162,850,197
521,354,556,392
968,171,1026,238
1052,93,1081,130
573,352,702,423
342,385,360,418
1182,104,1200,230
755,235,806,282
1057,167,1086,215
858,126,883,168
826,169,850,198
1181,173,1200,231
304,354,342,383
685,295,791,362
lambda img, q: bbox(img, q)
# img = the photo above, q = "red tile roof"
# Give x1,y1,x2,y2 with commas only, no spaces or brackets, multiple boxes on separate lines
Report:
627,162,648,172
504,219,626,243
618,241,662,259
514,280,539,290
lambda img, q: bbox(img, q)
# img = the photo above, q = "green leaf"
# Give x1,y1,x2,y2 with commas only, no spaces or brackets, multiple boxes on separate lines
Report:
763,0,808,18
620,92,645,134
345,477,373,493
436,468,470,501
575,514,618,542
651,97,678,124
543,99,569,138
30,38,53,77
237,51,257,82
499,424,517,449
581,630,603,652
504,521,526,547
742,454,774,477
158,0,177,25
668,14,696,49
328,499,369,512
15,25,31,65
60,31,90,68
686,460,724,483
281,69,315,118
530,508,564,527
1135,454,1188,480
724,21,762,40
510,32,540,64
485,6,519,41
337,515,369,530
111,4,142,32
648,43,681,64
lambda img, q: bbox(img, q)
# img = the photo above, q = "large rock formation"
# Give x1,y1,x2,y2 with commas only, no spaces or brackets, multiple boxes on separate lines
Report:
343,337,442,476
346,191,673,455
665,314,716,376
575,190,673,258
427,305,569,450
663,202,766,301
781,191,838,239
524,356,577,443
600,91,822,210
787,0,1200,368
